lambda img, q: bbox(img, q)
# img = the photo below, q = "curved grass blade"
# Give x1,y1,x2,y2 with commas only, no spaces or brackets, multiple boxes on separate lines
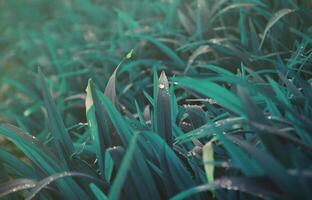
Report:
0,179,37,199
0,124,90,200
134,35,185,68
0,123,60,172
25,172,96,200
208,3,256,27
194,64,234,76
104,49,134,109
259,8,295,49
104,64,119,108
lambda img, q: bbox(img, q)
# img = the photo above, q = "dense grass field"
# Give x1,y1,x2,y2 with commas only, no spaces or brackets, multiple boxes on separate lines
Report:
0,0,312,199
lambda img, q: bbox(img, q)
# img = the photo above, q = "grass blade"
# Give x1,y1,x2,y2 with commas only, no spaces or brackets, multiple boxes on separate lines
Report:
38,69,74,160
25,172,96,200
156,71,172,146
202,139,215,184
90,183,109,200
174,77,244,116
259,8,295,49
85,80,110,177
108,133,138,200
171,177,283,200
0,179,37,199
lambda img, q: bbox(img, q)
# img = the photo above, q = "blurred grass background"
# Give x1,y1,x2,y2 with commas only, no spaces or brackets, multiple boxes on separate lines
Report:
1,0,311,131
0,0,312,199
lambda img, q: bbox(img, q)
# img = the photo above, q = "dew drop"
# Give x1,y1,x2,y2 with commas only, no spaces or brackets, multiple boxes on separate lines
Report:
232,124,240,129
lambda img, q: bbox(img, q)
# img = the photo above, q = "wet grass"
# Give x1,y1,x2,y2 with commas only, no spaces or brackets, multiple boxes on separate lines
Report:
0,0,312,199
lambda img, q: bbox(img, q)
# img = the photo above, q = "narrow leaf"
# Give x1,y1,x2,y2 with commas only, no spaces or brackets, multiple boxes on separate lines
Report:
259,8,295,49
156,71,173,146
202,139,215,184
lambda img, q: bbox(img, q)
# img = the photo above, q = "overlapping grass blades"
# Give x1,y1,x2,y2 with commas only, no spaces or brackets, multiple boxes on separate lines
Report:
0,0,312,199
39,69,75,164
0,125,91,200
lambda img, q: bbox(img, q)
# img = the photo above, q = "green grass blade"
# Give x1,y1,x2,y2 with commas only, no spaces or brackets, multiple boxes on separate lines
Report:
0,179,37,199
259,8,295,49
174,77,244,116
156,71,173,146
38,69,74,160
85,80,110,177
202,139,215,184
25,172,95,200
108,133,138,200
171,177,283,200
90,183,109,200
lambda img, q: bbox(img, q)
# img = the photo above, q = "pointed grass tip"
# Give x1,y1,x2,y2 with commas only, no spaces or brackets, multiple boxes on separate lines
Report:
158,71,169,90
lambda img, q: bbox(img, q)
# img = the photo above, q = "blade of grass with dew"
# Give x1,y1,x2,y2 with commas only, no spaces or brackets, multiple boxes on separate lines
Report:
0,179,37,199
175,117,246,145
174,77,244,116
156,71,172,146
0,124,90,200
0,124,62,173
207,119,264,176
25,172,97,200
237,86,288,164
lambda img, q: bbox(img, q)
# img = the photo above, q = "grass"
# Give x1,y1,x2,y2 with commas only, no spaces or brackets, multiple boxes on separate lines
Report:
0,0,312,199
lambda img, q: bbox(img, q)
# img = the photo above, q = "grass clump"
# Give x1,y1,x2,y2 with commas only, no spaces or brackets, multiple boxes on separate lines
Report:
0,0,312,199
